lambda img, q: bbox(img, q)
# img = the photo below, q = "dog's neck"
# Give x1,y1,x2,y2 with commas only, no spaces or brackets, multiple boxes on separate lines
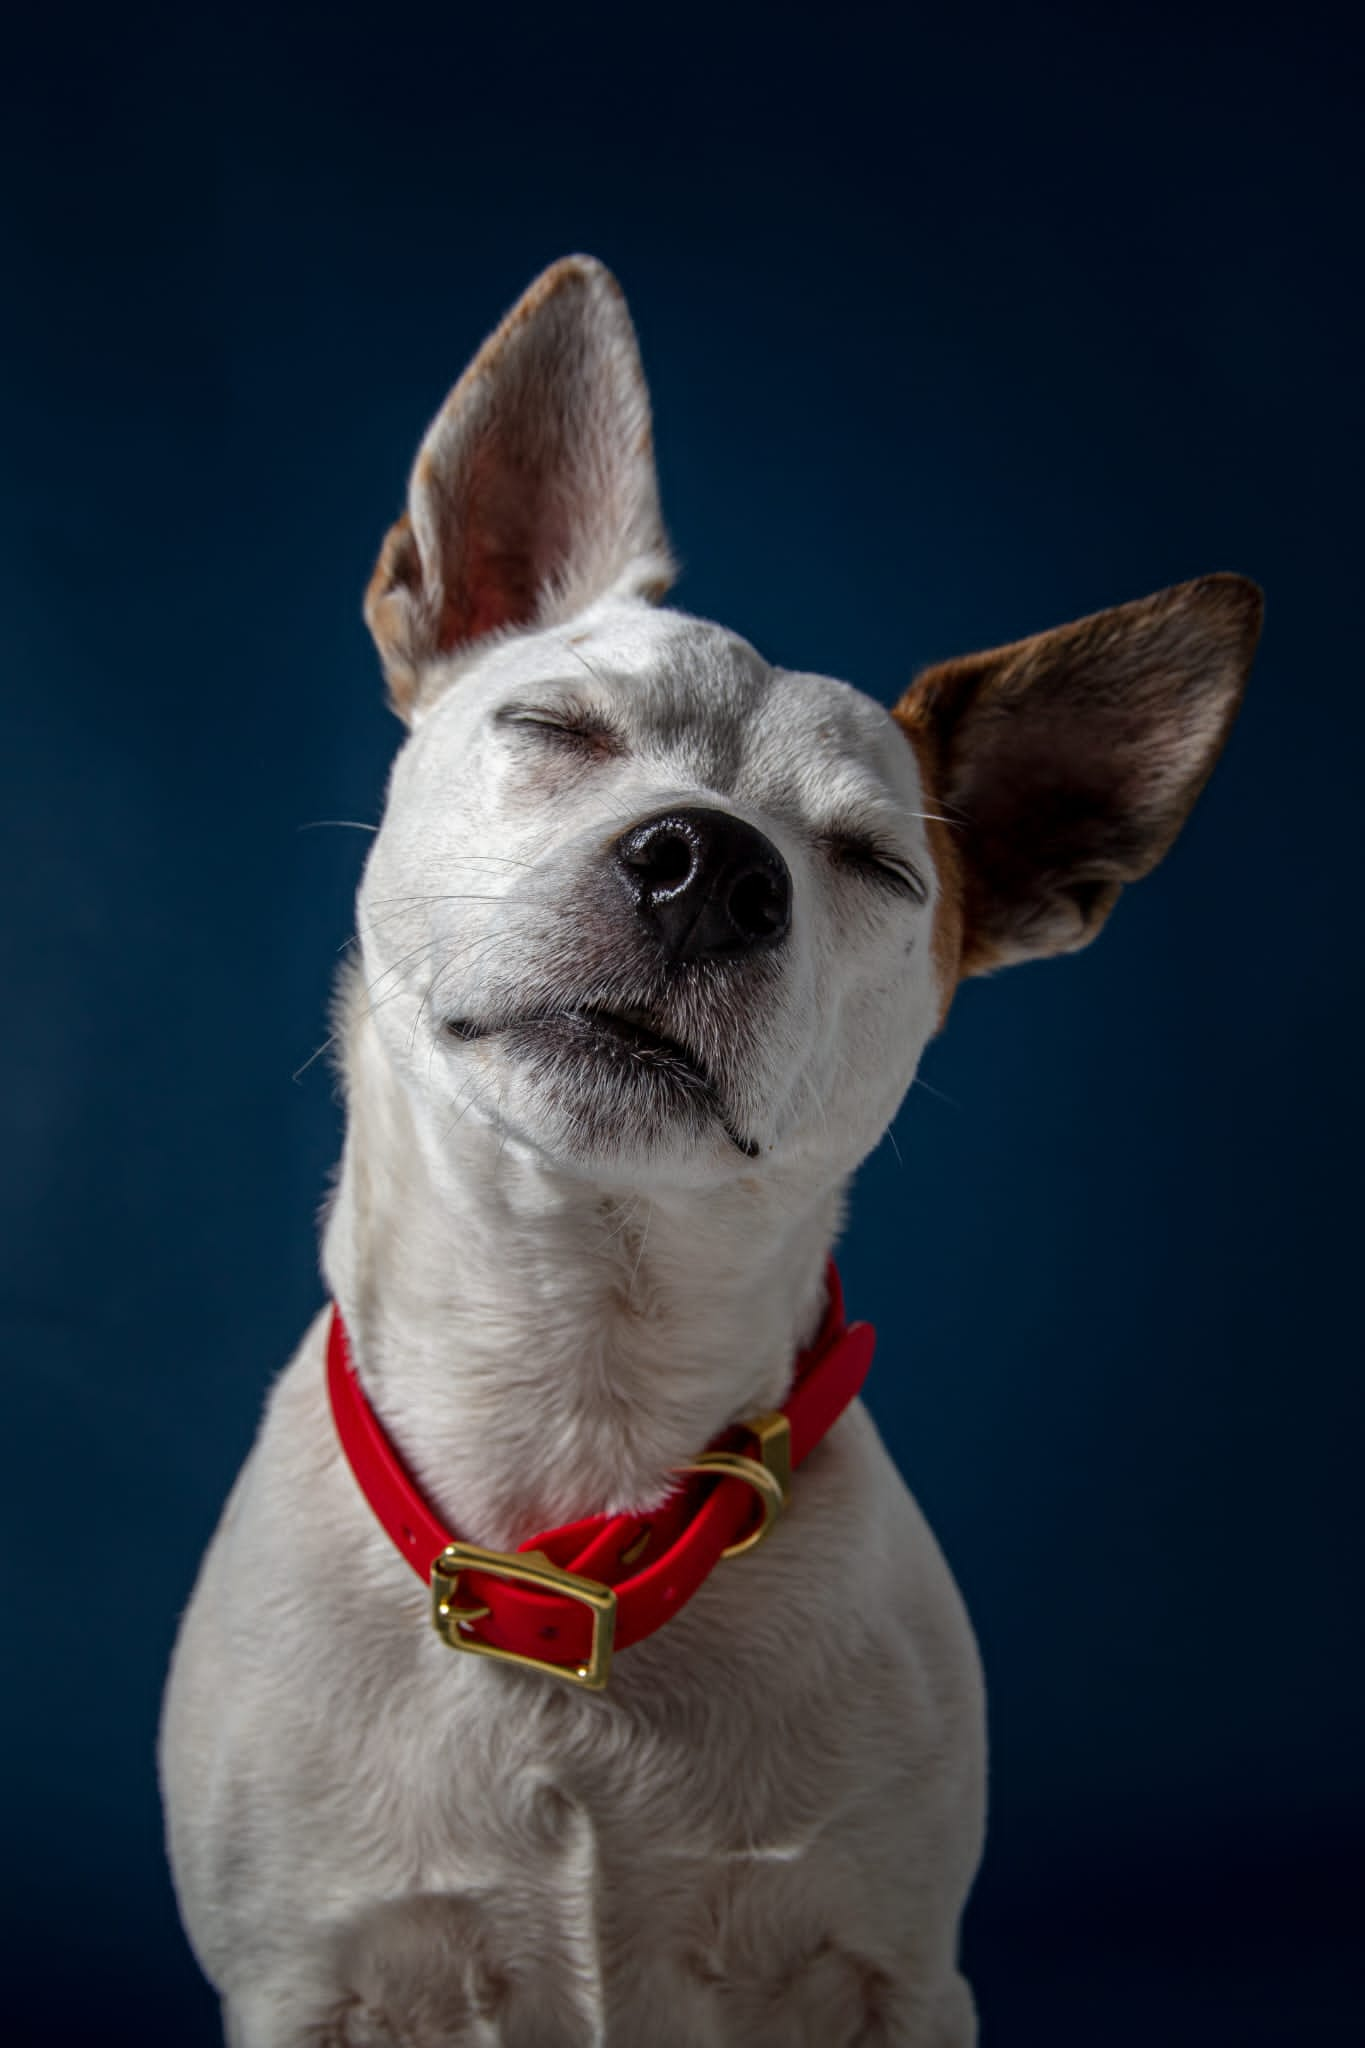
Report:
322,1005,844,1553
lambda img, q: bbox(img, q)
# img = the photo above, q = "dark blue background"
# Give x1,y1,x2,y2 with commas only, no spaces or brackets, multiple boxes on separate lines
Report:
4,4,1361,2042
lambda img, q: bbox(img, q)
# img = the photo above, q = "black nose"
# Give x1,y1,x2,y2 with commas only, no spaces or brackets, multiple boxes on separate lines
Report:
613,807,792,965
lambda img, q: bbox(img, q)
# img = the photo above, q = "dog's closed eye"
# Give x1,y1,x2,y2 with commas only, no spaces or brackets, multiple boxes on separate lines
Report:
497,702,624,763
819,833,928,905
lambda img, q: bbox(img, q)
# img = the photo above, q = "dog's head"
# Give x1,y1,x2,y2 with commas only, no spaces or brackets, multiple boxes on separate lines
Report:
355,257,1260,1193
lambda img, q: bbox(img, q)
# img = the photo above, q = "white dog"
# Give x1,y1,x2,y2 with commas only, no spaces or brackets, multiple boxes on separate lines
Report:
159,256,1261,2047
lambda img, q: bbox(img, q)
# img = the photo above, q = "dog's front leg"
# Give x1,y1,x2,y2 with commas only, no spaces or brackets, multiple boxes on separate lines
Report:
919,1972,978,2048
699,1951,977,2048
221,1886,607,2048
222,1963,501,2048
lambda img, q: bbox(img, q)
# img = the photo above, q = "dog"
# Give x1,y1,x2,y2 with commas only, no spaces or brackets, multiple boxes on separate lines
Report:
159,254,1261,2047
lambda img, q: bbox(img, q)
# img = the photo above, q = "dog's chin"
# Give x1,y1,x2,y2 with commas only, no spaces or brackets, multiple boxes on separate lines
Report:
447,1007,761,1172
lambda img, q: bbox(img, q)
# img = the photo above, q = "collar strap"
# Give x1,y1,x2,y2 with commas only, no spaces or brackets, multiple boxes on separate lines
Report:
326,1262,875,1691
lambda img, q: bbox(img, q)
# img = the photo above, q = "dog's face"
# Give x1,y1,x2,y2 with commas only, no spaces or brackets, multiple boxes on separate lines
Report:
356,258,1260,1194
360,602,943,1188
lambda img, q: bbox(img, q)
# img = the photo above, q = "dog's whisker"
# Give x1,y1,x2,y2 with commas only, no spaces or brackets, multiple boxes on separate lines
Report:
425,927,546,991
437,1064,497,1143
364,891,554,924
362,912,555,1023
420,917,557,1020
292,1034,339,1084
373,852,545,875
412,852,540,869
297,818,379,834
911,1074,959,1108
367,885,553,904
361,897,552,948
626,1200,653,1304
561,635,616,694
360,944,436,1006
360,939,448,1007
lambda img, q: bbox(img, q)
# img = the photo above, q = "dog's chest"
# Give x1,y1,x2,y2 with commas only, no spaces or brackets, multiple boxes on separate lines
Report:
241,1330,958,1880
305,1604,945,2037
315,1549,884,1896
165,1321,985,2040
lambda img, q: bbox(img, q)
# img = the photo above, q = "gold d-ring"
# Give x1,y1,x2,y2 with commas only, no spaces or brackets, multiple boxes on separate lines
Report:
679,1448,788,1559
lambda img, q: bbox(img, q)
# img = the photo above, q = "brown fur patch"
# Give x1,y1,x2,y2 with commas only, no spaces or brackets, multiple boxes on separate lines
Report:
362,512,426,720
891,706,965,1031
893,574,1262,979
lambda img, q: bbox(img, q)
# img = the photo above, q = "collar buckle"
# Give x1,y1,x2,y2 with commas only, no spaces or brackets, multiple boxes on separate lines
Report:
431,1542,617,1691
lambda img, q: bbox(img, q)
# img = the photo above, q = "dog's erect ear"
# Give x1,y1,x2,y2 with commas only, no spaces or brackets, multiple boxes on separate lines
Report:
365,255,675,720
894,574,1263,979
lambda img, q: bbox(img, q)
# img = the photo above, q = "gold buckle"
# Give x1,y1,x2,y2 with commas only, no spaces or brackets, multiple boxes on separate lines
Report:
679,1408,793,1560
430,1542,617,1692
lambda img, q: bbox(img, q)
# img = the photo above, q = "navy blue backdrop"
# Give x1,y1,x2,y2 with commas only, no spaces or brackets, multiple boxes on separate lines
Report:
3,5,1361,2042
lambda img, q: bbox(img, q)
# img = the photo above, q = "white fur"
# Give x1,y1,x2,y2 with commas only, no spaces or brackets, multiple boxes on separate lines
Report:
160,596,986,2045
160,257,991,2047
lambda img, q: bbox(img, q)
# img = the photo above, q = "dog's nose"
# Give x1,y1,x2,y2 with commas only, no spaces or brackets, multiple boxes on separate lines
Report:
612,807,792,964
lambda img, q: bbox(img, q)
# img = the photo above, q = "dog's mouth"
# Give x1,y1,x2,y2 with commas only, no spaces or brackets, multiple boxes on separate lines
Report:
446,1004,759,1158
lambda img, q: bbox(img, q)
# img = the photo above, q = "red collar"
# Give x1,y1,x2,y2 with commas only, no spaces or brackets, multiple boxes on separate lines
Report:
326,1262,875,1690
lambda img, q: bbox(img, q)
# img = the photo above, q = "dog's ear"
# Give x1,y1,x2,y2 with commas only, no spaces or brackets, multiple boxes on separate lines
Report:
365,255,675,720
893,574,1262,980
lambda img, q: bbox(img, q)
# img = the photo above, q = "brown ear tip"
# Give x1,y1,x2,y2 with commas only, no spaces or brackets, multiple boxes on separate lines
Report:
529,252,623,305
364,514,419,611
1185,571,1266,642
